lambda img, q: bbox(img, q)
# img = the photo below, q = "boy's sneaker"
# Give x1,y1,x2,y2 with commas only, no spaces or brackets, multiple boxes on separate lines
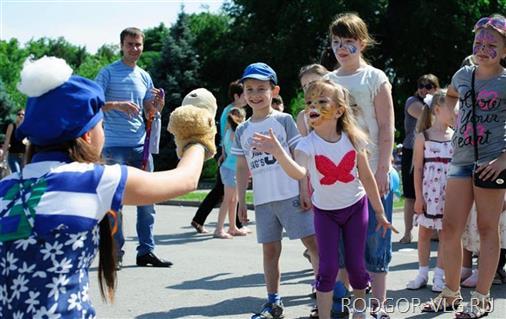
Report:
251,302,284,319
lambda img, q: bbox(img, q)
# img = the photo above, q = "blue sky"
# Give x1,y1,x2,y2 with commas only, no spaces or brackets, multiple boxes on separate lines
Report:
0,0,224,53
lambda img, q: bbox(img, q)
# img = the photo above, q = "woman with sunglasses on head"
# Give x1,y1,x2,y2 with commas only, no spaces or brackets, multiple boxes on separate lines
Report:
399,74,439,245
1,109,27,173
421,14,506,319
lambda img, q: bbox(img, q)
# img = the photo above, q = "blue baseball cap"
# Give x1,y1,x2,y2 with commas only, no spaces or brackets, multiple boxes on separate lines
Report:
240,62,278,85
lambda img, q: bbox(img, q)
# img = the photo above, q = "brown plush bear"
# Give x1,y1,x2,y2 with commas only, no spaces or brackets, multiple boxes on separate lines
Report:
167,88,217,160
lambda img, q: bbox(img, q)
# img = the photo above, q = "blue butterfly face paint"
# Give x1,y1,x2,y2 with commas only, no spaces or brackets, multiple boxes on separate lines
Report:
331,36,359,55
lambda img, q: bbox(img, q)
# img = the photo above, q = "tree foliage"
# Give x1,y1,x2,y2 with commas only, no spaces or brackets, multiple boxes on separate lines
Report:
1,0,505,170
151,11,202,171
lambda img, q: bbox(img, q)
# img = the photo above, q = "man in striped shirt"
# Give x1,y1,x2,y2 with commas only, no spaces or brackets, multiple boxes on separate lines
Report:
95,27,170,269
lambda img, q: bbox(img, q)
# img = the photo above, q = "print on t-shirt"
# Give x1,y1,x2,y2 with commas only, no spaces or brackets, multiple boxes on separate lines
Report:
456,87,501,148
315,150,356,185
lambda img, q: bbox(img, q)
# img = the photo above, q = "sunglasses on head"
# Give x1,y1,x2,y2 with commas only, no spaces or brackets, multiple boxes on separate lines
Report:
474,17,506,33
418,83,434,90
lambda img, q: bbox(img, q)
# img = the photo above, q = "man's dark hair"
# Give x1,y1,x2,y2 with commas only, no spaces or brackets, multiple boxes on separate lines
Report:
120,27,144,45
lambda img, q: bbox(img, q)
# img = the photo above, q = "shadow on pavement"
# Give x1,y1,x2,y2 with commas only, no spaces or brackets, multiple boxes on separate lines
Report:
125,232,216,246
167,269,314,291
135,294,312,319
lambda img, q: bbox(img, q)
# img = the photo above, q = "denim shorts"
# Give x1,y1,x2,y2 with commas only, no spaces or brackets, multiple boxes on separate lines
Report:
447,164,474,179
254,196,315,244
365,190,393,273
220,166,236,188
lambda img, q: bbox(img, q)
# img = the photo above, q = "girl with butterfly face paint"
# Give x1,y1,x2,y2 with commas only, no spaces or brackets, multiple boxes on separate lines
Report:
324,13,395,318
251,80,397,319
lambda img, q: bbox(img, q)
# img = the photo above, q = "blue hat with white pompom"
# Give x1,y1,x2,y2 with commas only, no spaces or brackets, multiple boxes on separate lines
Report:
16,56,105,146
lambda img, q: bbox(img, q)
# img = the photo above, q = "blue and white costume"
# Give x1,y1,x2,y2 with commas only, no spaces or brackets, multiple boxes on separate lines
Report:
0,152,127,318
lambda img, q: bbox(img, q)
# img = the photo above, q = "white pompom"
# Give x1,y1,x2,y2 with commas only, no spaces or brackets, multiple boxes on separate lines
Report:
17,56,73,97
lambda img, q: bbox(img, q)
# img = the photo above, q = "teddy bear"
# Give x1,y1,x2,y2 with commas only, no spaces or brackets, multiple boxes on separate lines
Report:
167,88,218,160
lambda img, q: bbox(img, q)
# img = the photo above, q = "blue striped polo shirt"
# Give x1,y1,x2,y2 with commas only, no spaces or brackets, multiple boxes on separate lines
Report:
95,60,154,148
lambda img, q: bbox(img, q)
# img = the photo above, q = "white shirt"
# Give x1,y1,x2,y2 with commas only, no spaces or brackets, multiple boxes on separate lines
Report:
325,65,389,172
296,132,365,210
231,111,301,205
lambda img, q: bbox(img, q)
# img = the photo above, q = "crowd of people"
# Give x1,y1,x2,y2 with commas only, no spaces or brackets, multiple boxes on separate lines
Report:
0,11,505,319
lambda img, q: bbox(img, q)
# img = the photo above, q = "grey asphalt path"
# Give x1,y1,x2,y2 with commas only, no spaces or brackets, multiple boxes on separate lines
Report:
89,205,506,319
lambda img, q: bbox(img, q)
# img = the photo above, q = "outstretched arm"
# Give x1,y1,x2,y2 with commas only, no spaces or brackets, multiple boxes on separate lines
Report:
122,144,205,205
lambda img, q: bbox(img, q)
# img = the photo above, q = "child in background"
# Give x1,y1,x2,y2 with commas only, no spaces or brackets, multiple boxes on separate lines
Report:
325,12,396,318
191,81,247,234
214,107,247,239
271,95,284,112
297,64,330,136
252,80,396,319
423,14,506,318
407,90,454,293
0,57,209,317
232,62,318,319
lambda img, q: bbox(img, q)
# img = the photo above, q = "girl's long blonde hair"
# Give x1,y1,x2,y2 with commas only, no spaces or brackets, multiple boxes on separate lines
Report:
306,80,368,151
416,89,447,133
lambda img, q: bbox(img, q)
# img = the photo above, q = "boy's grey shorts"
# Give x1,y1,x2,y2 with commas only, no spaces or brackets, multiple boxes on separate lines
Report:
254,196,315,244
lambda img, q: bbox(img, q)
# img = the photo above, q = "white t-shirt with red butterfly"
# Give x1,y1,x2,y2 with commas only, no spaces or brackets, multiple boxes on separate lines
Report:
296,131,366,210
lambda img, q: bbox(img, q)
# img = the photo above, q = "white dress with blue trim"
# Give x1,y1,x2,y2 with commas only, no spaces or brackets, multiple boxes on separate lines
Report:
0,152,127,318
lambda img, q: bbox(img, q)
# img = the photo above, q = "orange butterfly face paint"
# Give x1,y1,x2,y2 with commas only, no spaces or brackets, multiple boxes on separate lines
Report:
304,92,337,127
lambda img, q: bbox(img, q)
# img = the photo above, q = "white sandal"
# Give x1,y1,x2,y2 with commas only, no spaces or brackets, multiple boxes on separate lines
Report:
454,291,491,319
422,286,462,312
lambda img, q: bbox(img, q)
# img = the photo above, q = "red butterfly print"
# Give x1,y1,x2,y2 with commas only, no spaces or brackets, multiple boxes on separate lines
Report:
315,150,356,185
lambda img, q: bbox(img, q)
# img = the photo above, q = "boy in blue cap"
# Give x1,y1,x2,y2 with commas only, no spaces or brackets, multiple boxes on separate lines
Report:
232,62,318,319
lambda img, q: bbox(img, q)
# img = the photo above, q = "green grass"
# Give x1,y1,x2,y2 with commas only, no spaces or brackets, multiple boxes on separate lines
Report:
174,190,405,210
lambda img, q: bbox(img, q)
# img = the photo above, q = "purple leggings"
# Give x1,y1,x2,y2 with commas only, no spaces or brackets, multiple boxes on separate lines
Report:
314,196,369,292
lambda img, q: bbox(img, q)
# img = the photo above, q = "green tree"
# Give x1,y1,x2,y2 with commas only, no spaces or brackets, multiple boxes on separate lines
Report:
0,39,30,108
151,11,202,171
76,44,119,79
221,0,354,113
138,23,170,70
24,37,89,69
187,11,232,104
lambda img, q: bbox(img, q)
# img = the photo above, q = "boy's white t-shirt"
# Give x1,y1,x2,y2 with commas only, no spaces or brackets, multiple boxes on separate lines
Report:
325,65,389,172
296,131,365,210
231,110,301,206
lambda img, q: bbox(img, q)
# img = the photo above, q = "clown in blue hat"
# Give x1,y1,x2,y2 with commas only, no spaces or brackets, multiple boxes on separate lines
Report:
0,56,214,318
